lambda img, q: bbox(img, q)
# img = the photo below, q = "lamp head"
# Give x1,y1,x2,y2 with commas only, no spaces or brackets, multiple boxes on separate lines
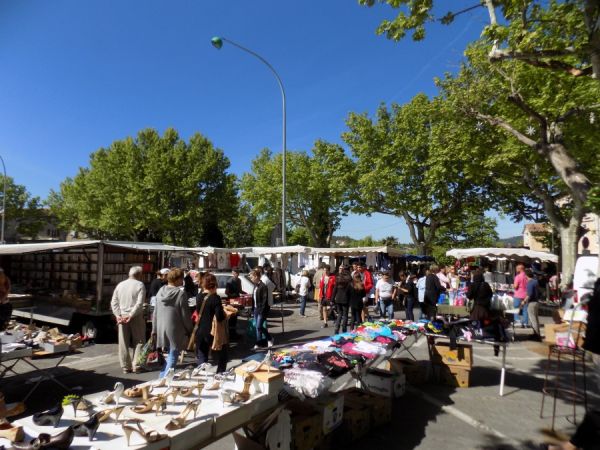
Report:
211,37,223,49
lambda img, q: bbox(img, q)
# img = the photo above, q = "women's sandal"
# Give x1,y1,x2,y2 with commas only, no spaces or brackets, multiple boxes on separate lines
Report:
0,419,24,443
174,369,191,381
124,385,153,399
72,413,100,441
179,382,204,397
13,425,74,450
130,396,166,415
32,404,63,427
63,396,91,417
100,382,125,406
165,399,201,430
121,421,166,447
97,405,125,423
154,368,175,388
163,387,179,405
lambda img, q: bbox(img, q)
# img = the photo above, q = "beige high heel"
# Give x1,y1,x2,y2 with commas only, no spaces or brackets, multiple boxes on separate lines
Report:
124,385,153,399
121,421,166,446
165,399,201,430
179,382,204,397
0,419,24,443
130,396,166,415
163,387,179,405
97,405,125,423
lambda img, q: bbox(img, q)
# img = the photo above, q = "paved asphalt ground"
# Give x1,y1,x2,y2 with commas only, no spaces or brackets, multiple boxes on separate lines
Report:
3,300,598,450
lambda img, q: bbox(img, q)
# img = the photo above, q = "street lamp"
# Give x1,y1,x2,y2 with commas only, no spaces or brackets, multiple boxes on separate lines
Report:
211,36,287,246
0,155,6,244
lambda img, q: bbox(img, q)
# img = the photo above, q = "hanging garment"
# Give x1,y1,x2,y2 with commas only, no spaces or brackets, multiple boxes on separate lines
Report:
366,253,377,269
229,253,241,269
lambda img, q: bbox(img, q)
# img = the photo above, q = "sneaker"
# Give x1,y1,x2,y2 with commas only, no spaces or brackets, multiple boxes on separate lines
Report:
321,323,328,328
267,339,274,348
252,345,260,351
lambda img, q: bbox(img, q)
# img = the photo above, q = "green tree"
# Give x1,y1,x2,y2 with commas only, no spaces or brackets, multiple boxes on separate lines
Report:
341,94,492,255
240,141,354,247
358,0,600,80
435,43,600,284
0,176,46,241
49,128,237,246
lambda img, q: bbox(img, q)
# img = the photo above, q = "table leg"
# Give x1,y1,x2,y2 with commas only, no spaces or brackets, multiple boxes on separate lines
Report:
20,355,71,401
500,344,507,396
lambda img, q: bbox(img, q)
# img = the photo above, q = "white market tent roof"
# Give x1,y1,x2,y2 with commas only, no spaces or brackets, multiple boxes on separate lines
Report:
0,240,193,255
446,247,558,263
311,246,407,257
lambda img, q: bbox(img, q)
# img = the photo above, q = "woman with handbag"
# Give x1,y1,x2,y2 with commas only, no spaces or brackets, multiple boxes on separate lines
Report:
195,273,228,373
153,268,194,378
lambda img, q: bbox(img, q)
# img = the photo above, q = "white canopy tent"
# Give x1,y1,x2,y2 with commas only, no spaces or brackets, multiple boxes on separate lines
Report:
446,247,558,263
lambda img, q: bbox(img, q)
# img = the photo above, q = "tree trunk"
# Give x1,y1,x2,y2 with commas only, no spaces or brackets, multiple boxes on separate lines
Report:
545,142,591,205
559,217,581,288
584,0,600,80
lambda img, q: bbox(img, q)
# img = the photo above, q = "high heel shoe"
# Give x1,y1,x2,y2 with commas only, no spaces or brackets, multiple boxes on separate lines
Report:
13,425,74,450
32,404,63,427
154,368,175,387
124,385,153,399
165,399,201,430
100,382,125,406
72,413,99,441
97,405,125,423
163,387,179,405
130,396,166,415
63,395,91,417
205,378,221,391
179,382,204,397
121,421,166,446
0,419,24,442
220,374,253,405
174,369,191,381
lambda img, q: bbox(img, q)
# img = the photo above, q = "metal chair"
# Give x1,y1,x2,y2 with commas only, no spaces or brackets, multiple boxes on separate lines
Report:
540,308,588,430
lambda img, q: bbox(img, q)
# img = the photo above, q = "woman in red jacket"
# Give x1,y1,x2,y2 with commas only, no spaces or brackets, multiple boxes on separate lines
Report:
319,265,336,328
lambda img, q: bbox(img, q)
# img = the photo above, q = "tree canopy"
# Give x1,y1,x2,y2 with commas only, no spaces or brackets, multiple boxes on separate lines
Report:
240,141,354,247
0,176,47,242
49,128,238,246
340,93,492,255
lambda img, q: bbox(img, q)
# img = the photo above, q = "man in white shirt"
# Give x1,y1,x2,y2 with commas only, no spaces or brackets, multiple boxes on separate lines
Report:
111,266,146,373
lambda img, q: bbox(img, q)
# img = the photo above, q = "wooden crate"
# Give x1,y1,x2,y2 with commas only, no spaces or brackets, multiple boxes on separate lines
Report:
435,363,471,388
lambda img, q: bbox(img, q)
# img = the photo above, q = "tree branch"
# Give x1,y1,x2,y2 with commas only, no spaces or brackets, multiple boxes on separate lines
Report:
474,111,538,147
557,103,600,122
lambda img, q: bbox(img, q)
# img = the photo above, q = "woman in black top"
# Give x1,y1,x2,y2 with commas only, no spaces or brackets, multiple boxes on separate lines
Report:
195,273,227,372
404,273,417,321
332,271,352,334
467,271,493,321
350,273,366,330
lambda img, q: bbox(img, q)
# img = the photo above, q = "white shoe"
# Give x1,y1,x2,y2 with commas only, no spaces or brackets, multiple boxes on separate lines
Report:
252,345,260,351
267,339,274,348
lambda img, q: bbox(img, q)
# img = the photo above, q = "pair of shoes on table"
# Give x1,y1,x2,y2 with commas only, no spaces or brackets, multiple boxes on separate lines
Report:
219,373,254,406
130,395,167,415
165,399,201,430
72,413,100,441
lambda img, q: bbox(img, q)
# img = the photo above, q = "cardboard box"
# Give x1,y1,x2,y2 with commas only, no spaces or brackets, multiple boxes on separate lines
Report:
287,402,323,450
388,358,429,385
309,394,344,435
344,388,392,428
544,322,586,347
431,343,473,368
435,363,470,388
42,341,70,353
340,402,371,442
358,368,406,398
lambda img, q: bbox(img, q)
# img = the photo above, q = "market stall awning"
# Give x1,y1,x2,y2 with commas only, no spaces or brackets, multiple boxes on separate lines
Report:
310,246,407,257
104,241,192,252
446,247,558,263
0,240,101,255
249,245,310,255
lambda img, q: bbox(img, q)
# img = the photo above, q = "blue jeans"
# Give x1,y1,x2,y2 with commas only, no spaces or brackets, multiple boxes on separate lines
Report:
160,348,179,378
379,299,394,319
254,310,271,345
299,295,307,316
513,297,529,325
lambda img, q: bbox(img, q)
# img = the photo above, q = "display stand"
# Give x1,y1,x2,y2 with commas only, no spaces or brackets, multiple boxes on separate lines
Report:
426,334,509,396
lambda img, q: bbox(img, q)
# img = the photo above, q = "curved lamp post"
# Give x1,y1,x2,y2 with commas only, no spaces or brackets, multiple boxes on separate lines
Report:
0,155,6,244
211,36,287,246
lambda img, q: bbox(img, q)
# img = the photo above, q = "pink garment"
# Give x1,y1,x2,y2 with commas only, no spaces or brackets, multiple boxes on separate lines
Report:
514,271,528,298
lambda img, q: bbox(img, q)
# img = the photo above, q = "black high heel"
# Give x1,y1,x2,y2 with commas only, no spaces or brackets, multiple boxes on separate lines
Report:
72,413,100,441
32,404,63,427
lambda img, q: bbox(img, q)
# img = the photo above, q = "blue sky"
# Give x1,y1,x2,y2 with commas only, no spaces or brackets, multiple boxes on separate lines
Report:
0,0,525,241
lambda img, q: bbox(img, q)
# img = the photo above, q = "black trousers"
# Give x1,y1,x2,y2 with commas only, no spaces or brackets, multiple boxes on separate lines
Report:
570,410,600,449
195,333,228,373
334,304,349,333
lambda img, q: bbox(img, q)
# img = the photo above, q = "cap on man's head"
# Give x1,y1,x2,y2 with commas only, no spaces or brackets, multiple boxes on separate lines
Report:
159,268,170,275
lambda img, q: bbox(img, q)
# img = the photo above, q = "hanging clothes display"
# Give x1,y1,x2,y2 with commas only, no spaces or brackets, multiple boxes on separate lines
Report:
366,253,376,269
207,254,218,269
229,253,241,269
217,253,230,270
